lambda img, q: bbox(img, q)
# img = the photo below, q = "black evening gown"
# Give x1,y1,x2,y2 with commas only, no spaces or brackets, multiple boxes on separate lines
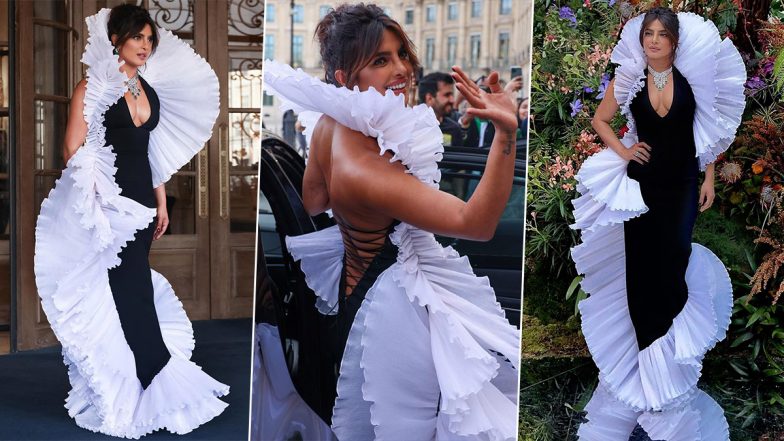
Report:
103,77,171,389
625,68,699,350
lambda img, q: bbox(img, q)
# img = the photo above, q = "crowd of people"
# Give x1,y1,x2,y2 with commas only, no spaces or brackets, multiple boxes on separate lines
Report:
417,71,528,149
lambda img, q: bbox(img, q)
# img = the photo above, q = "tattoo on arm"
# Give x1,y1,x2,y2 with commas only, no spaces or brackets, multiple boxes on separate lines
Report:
503,131,515,156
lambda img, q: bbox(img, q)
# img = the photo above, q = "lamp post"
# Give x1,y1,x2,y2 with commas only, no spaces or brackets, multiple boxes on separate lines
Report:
289,0,295,67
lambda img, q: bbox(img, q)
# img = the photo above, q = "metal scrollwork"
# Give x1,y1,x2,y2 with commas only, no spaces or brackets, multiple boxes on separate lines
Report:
228,0,263,41
138,0,194,34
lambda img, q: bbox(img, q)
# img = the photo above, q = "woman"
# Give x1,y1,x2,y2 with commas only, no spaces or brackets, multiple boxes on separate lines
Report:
34,5,228,438
571,8,745,440
262,4,520,440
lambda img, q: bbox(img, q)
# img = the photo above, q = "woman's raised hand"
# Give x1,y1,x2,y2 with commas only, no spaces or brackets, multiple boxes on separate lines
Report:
452,66,518,134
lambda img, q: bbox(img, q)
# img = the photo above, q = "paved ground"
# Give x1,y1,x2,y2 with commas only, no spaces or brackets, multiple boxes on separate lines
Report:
0,319,253,440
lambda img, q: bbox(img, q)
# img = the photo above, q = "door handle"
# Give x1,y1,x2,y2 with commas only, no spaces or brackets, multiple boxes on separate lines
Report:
219,123,229,220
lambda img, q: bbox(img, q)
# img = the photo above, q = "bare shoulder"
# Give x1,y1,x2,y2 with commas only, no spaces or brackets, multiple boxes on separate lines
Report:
71,79,88,104
330,123,408,196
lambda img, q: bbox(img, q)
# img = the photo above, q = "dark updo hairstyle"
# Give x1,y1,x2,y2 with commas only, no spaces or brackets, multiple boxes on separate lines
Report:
315,3,420,88
639,7,680,58
107,4,159,54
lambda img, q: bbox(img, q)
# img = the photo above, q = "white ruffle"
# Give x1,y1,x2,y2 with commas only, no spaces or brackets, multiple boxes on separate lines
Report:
252,323,336,441
34,8,226,438
578,384,729,441
286,225,343,315
274,60,519,440
611,12,746,169
263,60,444,188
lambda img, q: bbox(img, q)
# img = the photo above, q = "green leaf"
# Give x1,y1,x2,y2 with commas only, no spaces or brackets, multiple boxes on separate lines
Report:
565,276,582,300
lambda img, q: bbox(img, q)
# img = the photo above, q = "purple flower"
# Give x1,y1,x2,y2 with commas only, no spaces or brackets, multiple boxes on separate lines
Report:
583,86,595,93
761,60,774,76
745,76,766,91
609,0,616,5
597,73,610,99
570,98,583,117
559,6,577,26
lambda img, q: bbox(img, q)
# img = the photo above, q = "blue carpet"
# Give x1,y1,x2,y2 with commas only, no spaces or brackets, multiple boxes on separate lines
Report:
0,319,253,440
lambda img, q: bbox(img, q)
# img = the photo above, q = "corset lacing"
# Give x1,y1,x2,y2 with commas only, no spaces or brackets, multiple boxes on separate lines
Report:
335,215,397,297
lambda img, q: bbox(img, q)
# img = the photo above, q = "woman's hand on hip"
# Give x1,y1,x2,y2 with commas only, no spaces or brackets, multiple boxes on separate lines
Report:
622,142,652,164
154,206,169,240
451,66,517,133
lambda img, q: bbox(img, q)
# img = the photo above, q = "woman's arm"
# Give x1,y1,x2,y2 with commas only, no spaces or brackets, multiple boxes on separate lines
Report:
700,162,715,212
153,185,168,240
62,80,89,164
339,68,518,241
591,78,651,164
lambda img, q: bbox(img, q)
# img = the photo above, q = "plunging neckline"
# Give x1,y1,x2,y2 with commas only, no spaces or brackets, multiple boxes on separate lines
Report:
123,77,152,129
646,68,675,119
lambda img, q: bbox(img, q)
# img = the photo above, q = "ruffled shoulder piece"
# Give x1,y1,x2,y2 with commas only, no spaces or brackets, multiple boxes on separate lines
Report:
263,60,443,188
611,12,746,169
84,8,219,188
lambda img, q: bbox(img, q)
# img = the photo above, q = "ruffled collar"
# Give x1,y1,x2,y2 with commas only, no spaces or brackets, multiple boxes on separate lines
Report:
82,9,219,188
611,12,746,169
263,60,444,188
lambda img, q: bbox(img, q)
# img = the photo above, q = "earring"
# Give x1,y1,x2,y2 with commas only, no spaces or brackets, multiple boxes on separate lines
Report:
113,47,119,55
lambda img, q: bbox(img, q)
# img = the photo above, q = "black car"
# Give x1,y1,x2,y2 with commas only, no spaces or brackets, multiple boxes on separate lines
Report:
256,129,526,424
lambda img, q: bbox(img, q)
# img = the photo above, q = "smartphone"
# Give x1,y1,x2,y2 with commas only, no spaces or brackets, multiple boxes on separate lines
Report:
510,65,522,80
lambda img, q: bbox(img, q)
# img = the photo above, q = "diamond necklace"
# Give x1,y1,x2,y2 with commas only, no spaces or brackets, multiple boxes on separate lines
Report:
127,73,141,99
648,65,672,91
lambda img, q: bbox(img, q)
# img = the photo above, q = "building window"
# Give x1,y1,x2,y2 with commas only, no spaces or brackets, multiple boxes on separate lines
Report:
264,33,275,60
266,3,275,23
426,4,436,22
499,0,512,15
383,7,392,16
293,4,304,23
498,32,509,60
425,37,435,69
263,91,274,106
470,34,481,67
293,34,303,67
447,35,458,66
405,8,414,25
471,0,482,18
447,2,458,20
319,5,332,19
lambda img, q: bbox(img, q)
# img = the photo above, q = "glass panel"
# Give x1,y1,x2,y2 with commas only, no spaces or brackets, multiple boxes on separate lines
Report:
448,2,458,20
229,49,262,108
293,4,304,23
165,174,196,234
471,0,482,18
33,0,66,21
0,116,9,240
500,0,512,15
292,35,303,68
1,42,8,108
34,26,69,97
319,5,332,19
229,0,263,44
34,101,67,172
258,192,282,256
229,111,259,233
499,32,509,60
425,38,435,69
265,2,275,23
436,171,524,258
34,175,59,218
264,33,274,60
144,0,194,39
426,5,436,22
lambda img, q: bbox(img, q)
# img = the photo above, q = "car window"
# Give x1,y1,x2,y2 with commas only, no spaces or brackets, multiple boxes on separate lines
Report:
436,168,525,259
258,193,282,256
